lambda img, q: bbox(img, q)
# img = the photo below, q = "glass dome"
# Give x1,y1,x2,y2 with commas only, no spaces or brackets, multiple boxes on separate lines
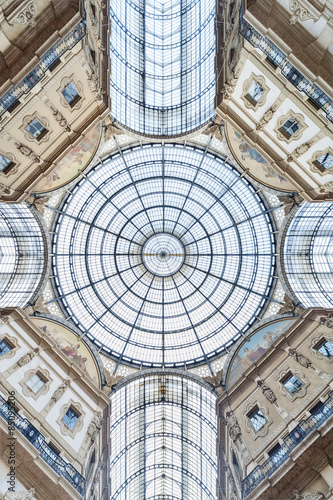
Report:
52,144,276,368
110,0,216,136
282,202,333,308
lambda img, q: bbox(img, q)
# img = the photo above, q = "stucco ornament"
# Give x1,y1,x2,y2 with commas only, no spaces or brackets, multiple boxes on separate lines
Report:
289,0,316,25
203,369,224,395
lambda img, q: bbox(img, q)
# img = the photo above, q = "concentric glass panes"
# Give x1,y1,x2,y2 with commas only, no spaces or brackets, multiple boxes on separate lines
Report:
110,372,217,500
0,203,46,308
110,0,216,136
52,144,275,367
283,202,333,308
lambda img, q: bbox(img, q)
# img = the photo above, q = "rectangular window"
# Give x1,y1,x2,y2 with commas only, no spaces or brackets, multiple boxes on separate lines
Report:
0,154,14,173
62,82,81,106
316,339,333,358
282,373,303,395
0,338,12,356
314,153,333,172
247,406,266,432
246,81,264,106
26,118,47,140
279,118,300,139
62,407,79,430
26,373,46,393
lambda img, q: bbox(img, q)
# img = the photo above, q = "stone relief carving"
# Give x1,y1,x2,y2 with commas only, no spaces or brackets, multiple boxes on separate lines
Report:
278,293,304,315
48,104,71,132
8,2,36,27
0,184,11,196
288,139,316,162
50,380,71,405
86,411,103,443
15,348,40,368
14,141,41,163
0,487,36,500
257,380,277,404
202,115,224,142
288,348,312,368
25,195,51,216
24,295,50,315
224,412,242,443
289,0,317,25
319,181,333,199
85,69,105,102
294,490,325,500
103,368,123,393
104,116,124,141
203,369,224,395
320,313,333,328
277,195,303,216
256,104,278,131
221,68,241,99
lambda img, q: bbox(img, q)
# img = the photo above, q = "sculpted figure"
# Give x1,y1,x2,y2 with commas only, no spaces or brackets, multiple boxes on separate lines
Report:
257,380,277,404
289,348,312,368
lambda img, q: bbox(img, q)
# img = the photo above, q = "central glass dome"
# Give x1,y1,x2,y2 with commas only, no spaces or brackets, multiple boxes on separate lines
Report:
52,144,276,368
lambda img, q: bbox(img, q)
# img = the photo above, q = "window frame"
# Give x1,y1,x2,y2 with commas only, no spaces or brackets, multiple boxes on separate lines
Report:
0,335,18,360
19,367,52,400
310,147,333,175
57,400,85,438
242,73,269,111
58,75,83,111
61,82,81,108
277,369,308,401
244,402,272,439
275,111,307,143
0,153,16,175
20,112,50,144
311,336,333,364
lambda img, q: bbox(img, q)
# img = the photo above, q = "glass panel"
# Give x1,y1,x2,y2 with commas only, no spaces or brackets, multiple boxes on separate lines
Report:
315,153,333,170
26,118,46,139
62,407,79,430
0,338,12,356
246,81,264,103
26,373,45,393
282,373,302,395
0,154,12,172
281,118,300,137
248,407,266,432
62,82,80,105
317,339,333,358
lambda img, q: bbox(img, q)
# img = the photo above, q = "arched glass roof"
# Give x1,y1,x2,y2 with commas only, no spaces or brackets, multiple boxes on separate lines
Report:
52,144,276,368
0,203,46,308
110,371,217,500
110,0,216,136
282,202,333,308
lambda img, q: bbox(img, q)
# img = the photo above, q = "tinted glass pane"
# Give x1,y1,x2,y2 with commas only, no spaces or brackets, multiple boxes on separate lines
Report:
62,407,79,430
248,407,266,431
0,155,11,172
317,339,333,357
62,82,80,104
26,118,46,139
26,373,45,393
0,338,12,356
316,153,333,170
283,373,302,395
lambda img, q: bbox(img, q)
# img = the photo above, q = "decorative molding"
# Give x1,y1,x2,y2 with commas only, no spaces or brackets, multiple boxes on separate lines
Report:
0,333,19,359
277,368,309,401
85,69,105,102
57,399,85,439
57,75,84,111
20,112,50,144
288,139,317,162
309,147,333,175
274,111,308,144
244,401,272,440
241,73,270,111
256,103,278,130
287,347,324,377
221,68,241,99
13,141,40,163
103,368,123,394
48,103,71,133
289,0,317,25
202,115,224,142
19,366,52,400
85,410,102,444
310,335,333,364
25,196,51,217
276,196,303,216
0,487,36,499
202,369,224,395
8,1,36,28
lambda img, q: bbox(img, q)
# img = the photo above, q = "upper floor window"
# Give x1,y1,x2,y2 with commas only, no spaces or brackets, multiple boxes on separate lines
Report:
310,401,331,422
0,338,13,356
314,152,333,172
26,118,47,141
315,338,333,358
62,83,80,107
26,372,46,394
281,373,302,395
246,81,264,106
0,154,14,173
247,406,266,432
279,118,300,139
62,406,80,430
268,443,287,466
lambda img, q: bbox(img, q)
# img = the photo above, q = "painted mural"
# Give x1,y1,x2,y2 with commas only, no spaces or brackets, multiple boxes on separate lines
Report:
226,318,296,389
225,122,295,192
31,317,100,386
32,122,101,193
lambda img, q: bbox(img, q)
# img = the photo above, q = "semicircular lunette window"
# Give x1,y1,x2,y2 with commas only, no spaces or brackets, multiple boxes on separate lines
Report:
110,0,216,136
52,144,276,368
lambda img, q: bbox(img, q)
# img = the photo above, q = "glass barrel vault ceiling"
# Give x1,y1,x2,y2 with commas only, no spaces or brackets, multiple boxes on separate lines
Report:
110,373,217,499
109,0,216,136
52,144,276,368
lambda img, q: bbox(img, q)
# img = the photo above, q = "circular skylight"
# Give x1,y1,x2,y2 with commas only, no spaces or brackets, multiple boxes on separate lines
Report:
52,144,276,368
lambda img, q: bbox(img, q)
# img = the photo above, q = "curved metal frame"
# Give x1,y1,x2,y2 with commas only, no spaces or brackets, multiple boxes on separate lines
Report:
109,371,217,500
51,144,277,368
110,0,216,136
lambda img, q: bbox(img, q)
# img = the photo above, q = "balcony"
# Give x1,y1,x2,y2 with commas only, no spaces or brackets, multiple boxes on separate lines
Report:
0,394,86,498
242,391,333,498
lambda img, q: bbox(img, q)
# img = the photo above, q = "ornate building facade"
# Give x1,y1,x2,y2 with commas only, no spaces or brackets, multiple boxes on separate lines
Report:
0,0,332,499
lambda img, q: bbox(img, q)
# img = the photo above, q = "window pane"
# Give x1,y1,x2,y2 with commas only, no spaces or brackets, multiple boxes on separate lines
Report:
317,339,333,358
62,83,80,104
26,373,45,393
62,407,79,430
0,338,12,356
248,407,266,431
247,82,264,103
281,118,300,137
0,155,12,172
316,153,333,170
26,118,46,139
283,373,302,394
